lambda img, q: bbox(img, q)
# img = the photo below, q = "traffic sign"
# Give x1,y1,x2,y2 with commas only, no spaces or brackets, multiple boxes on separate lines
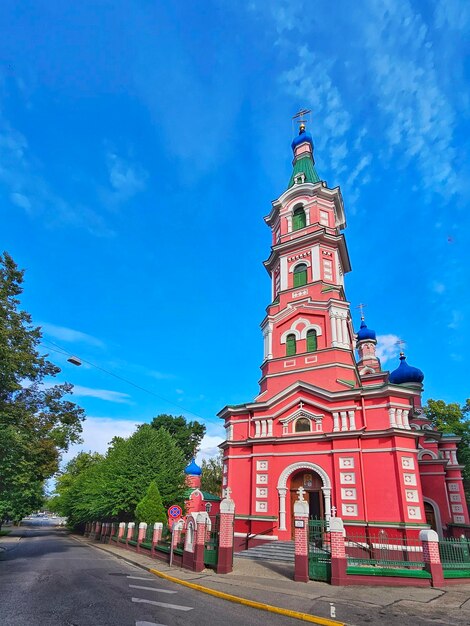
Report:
168,504,183,519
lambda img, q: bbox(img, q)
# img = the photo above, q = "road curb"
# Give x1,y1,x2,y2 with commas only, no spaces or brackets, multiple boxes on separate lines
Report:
73,536,344,626
147,567,344,626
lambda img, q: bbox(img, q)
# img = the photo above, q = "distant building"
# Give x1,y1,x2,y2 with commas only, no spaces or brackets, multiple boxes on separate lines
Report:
184,459,220,517
219,120,469,549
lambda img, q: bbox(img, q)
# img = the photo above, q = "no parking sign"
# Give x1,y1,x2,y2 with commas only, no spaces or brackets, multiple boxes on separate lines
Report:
168,504,182,520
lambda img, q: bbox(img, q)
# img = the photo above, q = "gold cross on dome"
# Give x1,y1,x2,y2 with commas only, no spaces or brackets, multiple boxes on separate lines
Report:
356,303,367,320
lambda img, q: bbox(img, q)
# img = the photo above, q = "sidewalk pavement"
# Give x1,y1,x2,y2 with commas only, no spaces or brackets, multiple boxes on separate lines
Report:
71,534,470,626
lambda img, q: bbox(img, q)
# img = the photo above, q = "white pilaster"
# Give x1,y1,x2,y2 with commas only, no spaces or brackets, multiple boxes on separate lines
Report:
340,411,348,431
333,412,340,432
280,256,288,290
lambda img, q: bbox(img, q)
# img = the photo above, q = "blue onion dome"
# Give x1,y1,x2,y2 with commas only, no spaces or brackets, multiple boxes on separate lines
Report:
184,458,202,476
291,123,313,152
356,320,377,342
389,353,424,385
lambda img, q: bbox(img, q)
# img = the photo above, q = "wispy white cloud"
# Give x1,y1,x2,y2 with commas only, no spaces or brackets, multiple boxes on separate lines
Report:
196,431,224,463
71,385,133,404
106,151,147,201
376,333,401,365
448,310,463,330
0,112,115,237
41,322,105,348
60,416,139,464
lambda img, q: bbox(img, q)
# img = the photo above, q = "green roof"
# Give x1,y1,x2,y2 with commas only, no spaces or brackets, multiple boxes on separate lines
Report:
184,487,221,502
288,155,321,188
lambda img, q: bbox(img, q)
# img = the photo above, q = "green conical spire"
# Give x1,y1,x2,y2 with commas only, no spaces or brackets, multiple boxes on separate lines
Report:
288,125,321,188
288,155,321,188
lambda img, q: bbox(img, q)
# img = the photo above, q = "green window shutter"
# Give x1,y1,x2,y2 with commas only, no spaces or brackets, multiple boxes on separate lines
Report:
286,334,296,356
306,329,317,352
292,208,306,231
293,263,308,288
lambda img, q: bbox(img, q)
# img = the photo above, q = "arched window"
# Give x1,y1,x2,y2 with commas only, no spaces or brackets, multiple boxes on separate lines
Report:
286,334,296,356
292,207,306,231
295,418,311,432
293,263,308,288
306,329,317,352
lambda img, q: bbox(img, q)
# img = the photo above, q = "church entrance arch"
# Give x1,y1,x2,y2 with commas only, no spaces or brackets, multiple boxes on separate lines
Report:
277,462,331,534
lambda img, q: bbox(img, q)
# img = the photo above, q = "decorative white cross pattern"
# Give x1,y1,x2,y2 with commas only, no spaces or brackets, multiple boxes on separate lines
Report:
297,486,306,501
223,487,232,499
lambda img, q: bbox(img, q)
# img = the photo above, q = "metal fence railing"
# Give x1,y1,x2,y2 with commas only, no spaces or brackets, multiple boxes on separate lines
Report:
346,530,425,572
440,538,470,570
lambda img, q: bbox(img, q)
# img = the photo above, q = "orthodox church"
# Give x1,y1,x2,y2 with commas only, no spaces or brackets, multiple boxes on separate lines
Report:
218,120,469,549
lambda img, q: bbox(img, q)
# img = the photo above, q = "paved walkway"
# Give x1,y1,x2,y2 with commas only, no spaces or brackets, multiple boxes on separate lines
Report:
66,534,470,626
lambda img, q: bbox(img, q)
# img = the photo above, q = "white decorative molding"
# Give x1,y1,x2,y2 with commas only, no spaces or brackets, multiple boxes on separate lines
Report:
407,506,422,520
257,460,269,471
449,494,461,502
454,515,465,524
339,457,354,469
403,473,417,486
341,488,356,500
448,482,459,492
255,501,268,513
256,487,268,498
418,448,438,460
405,489,419,503
401,457,415,470
292,289,308,298
340,472,355,485
342,503,358,516
256,474,268,484
305,355,318,364
451,504,464,513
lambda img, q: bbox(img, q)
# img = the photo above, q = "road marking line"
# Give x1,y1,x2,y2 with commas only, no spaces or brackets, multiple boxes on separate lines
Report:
149,569,344,626
129,584,177,594
136,622,167,626
132,597,193,611
127,576,157,581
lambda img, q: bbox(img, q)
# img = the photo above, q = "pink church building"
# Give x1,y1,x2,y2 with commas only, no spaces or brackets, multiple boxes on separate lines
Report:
219,120,469,549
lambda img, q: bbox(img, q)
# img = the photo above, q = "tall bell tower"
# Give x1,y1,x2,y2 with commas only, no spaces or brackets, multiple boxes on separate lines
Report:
259,114,358,399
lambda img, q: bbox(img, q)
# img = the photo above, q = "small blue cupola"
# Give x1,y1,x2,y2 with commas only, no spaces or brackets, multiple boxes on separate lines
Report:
356,319,377,342
389,353,424,385
291,124,313,154
184,458,202,476
291,124,314,153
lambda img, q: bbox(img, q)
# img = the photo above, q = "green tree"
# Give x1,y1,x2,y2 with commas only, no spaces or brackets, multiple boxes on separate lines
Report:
150,414,206,462
52,424,187,527
0,252,85,525
424,398,470,502
201,453,223,496
135,480,166,525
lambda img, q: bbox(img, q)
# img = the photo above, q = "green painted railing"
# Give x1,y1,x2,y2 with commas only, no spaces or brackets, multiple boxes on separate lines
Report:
346,531,425,576
440,538,470,576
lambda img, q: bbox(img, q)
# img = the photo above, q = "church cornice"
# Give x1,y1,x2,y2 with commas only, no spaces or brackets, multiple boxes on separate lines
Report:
263,230,351,274
265,181,346,230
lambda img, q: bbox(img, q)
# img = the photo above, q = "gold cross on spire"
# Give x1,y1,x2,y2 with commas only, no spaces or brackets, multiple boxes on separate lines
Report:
356,303,367,320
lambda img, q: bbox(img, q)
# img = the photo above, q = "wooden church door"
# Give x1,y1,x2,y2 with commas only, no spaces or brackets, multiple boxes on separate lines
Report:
290,471,324,537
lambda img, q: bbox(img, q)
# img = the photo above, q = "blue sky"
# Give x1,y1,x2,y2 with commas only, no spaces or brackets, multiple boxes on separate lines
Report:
1,1,469,462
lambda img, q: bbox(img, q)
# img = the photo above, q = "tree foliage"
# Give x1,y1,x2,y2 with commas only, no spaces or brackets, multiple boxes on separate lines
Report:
150,414,206,462
424,398,470,501
52,424,187,527
0,252,85,523
201,453,223,497
135,480,166,525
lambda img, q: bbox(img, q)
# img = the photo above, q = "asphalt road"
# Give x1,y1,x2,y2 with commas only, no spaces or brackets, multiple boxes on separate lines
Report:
0,525,302,626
